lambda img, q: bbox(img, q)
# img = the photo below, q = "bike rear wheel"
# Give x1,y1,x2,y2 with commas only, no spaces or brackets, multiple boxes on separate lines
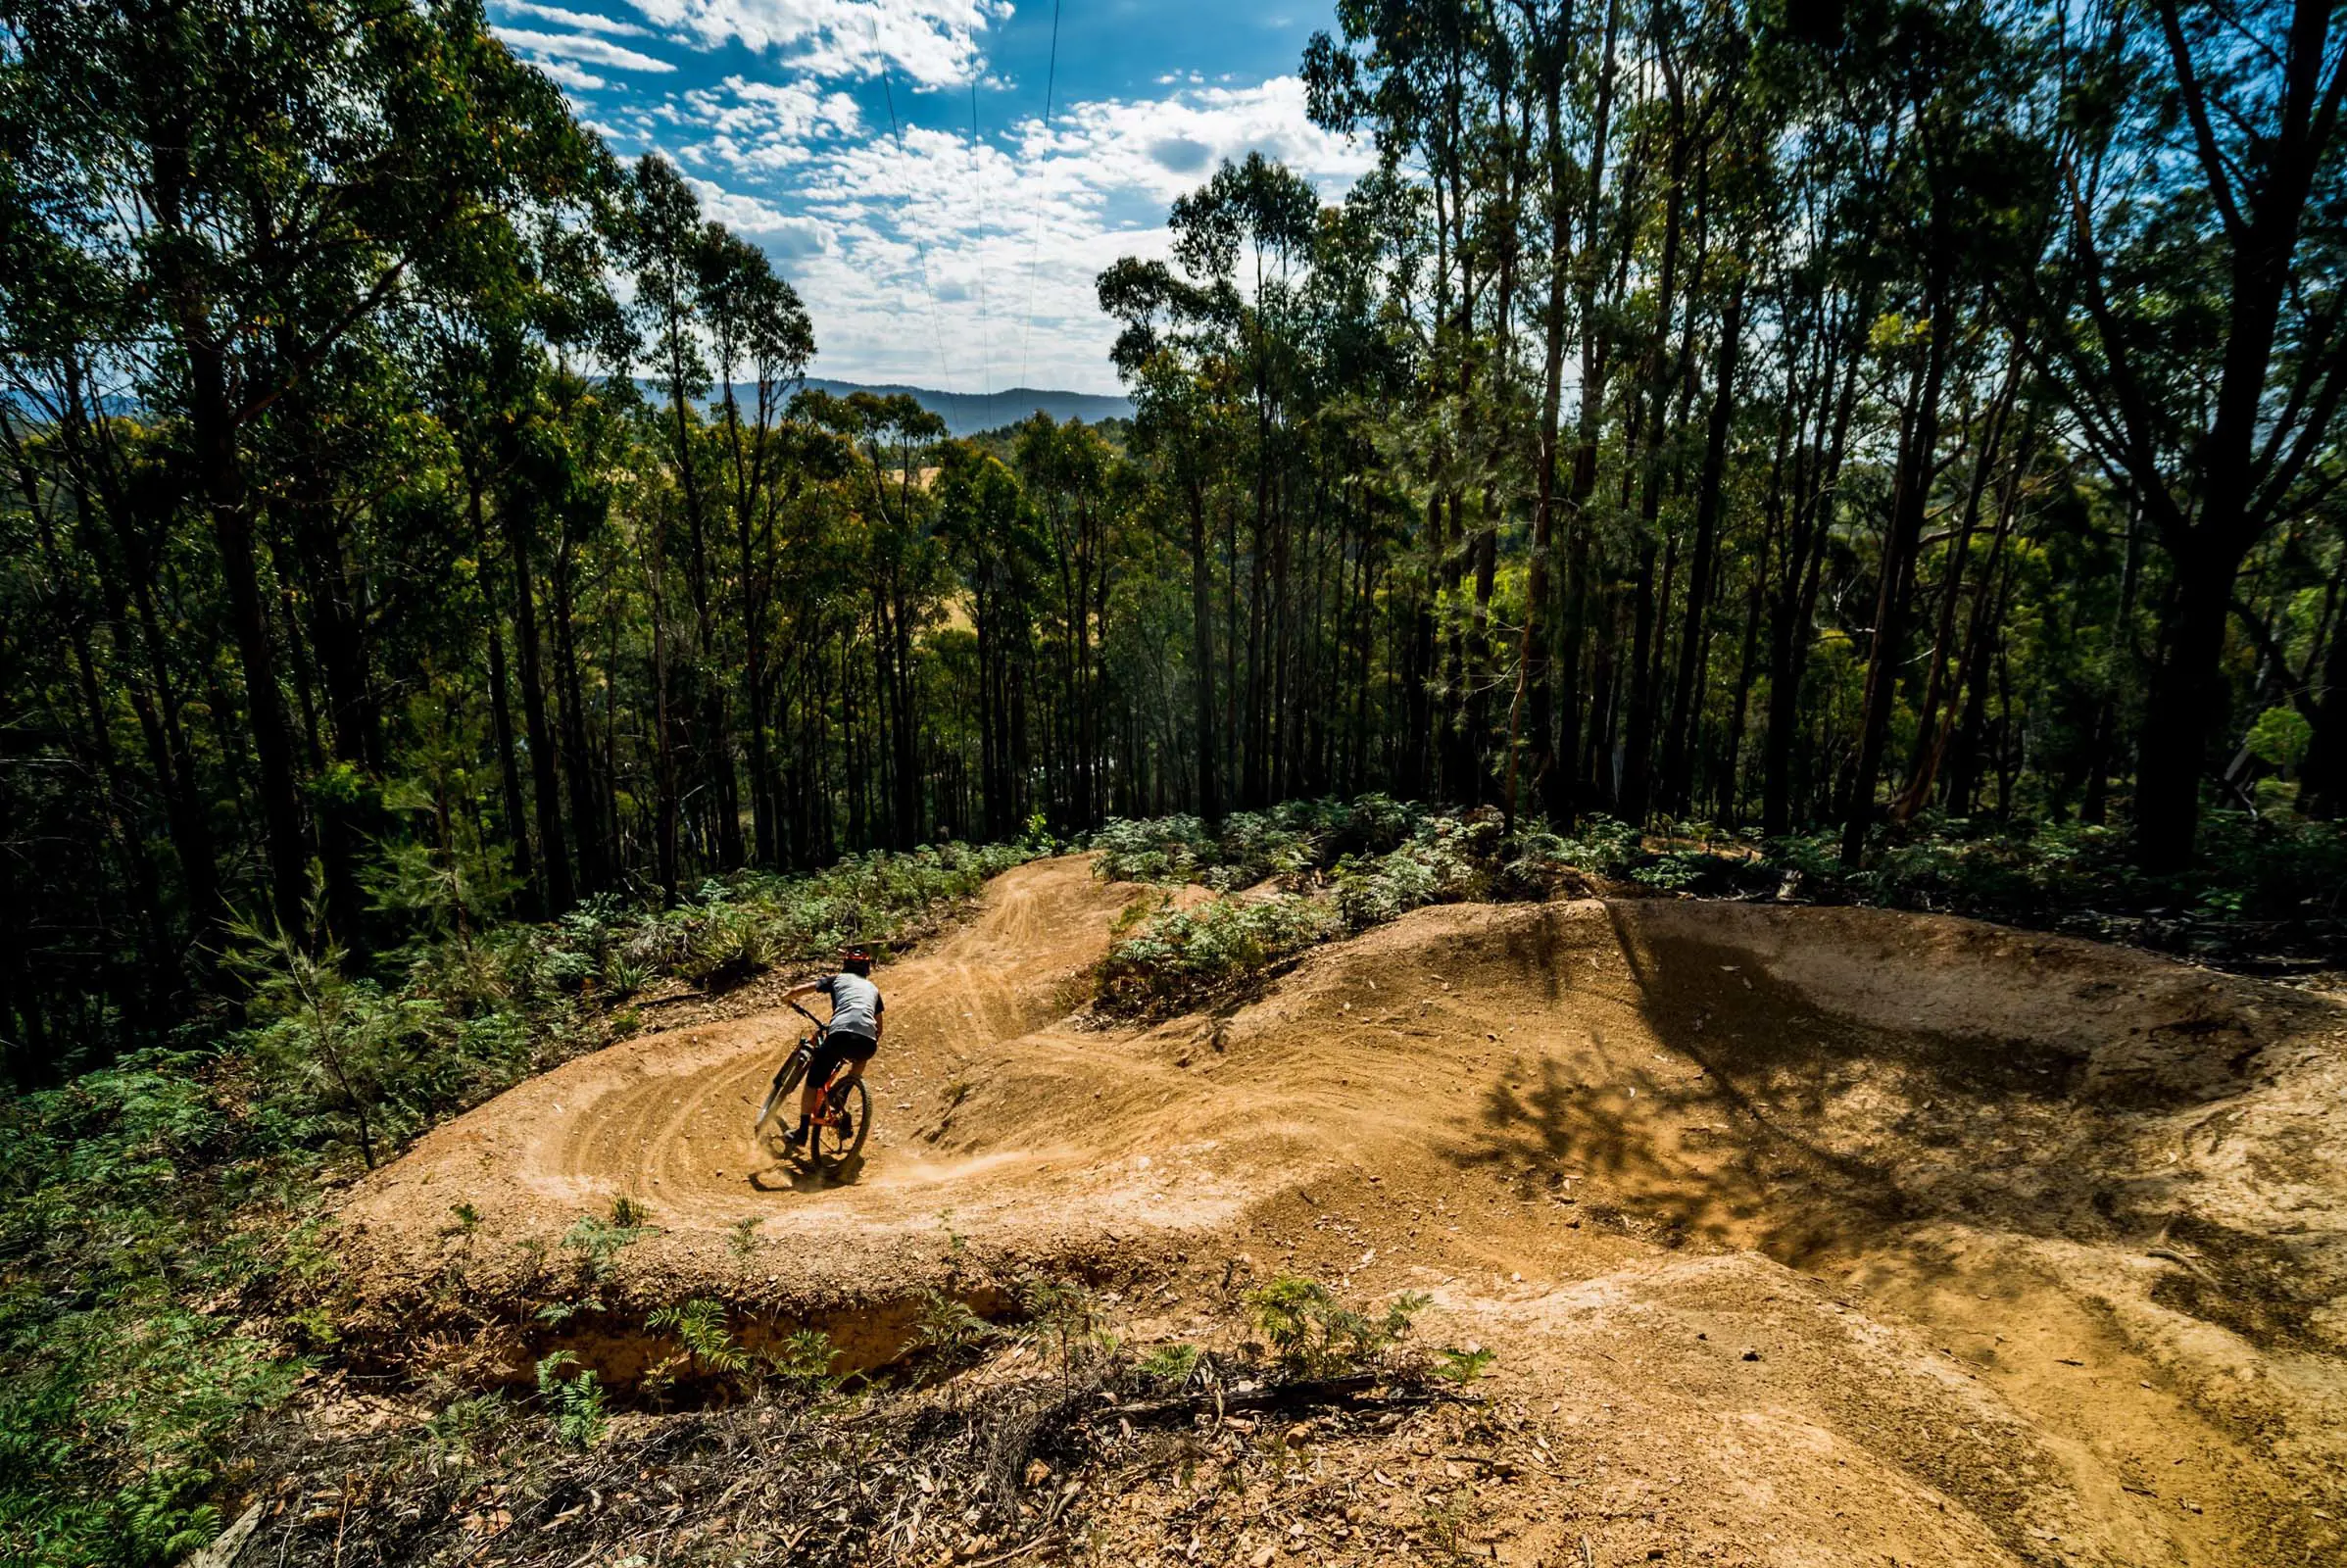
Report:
810,1075,870,1166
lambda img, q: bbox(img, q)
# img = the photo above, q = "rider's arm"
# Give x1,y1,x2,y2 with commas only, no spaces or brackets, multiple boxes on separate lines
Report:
782,978,822,1003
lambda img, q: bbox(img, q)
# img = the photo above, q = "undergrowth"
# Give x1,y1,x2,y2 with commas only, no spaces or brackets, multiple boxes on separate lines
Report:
215,1270,1468,1567
0,840,1032,1568
1093,796,2347,1015
11,799,2347,1562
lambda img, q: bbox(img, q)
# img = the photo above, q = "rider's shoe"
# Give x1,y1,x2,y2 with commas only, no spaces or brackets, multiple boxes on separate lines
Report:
781,1125,807,1149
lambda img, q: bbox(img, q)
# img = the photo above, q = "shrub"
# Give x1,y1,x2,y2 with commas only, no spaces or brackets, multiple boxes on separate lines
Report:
910,1289,996,1370
1244,1276,1429,1380
230,914,448,1171
1093,814,1213,884
1015,1276,1112,1383
645,1298,750,1379
1136,1342,1203,1386
1549,814,1644,877
0,1054,311,1568
1094,893,1343,1014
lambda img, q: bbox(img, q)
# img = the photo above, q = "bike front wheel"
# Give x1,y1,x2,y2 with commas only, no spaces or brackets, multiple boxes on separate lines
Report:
755,1047,811,1139
811,1075,870,1166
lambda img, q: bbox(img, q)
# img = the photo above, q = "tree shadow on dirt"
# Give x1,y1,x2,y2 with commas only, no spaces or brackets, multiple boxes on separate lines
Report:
1441,902,2198,1274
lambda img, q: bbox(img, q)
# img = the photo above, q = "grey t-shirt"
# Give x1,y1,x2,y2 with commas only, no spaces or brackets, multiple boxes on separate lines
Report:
815,972,883,1040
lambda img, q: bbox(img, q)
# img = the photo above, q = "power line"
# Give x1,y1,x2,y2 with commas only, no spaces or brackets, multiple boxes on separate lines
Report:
1016,0,1064,395
969,75,993,399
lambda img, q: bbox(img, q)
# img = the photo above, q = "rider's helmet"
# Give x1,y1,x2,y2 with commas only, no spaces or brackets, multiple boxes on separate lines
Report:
840,944,872,977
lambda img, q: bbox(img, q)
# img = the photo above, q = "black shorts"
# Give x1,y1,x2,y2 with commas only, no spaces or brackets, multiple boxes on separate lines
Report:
807,1032,876,1089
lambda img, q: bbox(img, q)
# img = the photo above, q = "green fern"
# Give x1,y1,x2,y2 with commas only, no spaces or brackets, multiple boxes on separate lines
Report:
1433,1345,1496,1383
534,1352,609,1447
1137,1342,1202,1385
645,1298,750,1376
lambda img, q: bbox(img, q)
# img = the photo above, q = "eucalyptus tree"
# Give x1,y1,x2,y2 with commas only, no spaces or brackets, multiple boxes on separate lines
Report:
2025,0,2347,869
700,228,816,864
622,154,740,869
936,440,1045,836
1017,416,1122,824
1100,254,1247,818
1831,0,2044,865
1168,154,1322,806
0,0,604,941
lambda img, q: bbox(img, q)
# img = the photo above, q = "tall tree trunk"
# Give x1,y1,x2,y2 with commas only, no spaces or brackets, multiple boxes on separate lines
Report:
1762,273,1871,838
1841,253,1955,866
2138,536,2246,866
150,145,310,937
499,492,575,909
192,355,309,936
1661,270,1746,813
551,513,610,890
1504,40,1573,827
1187,475,1221,820
486,616,539,915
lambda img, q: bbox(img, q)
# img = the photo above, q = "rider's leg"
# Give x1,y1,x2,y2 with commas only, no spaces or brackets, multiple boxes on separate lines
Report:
789,1039,841,1144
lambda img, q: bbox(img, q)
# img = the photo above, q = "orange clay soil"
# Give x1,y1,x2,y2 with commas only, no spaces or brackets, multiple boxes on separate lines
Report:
335,853,2347,1567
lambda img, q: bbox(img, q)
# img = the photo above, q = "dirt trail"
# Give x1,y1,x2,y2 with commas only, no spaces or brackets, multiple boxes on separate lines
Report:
339,857,2347,1566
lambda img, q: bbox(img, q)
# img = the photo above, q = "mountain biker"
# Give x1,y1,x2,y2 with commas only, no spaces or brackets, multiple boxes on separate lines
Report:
776,946,883,1150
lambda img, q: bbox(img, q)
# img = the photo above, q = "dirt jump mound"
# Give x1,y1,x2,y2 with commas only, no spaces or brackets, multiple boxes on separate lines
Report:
337,855,2347,1565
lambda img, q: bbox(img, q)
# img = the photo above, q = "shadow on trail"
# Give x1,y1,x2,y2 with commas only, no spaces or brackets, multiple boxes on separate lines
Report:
748,1149,868,1194
1440,901,2207,1275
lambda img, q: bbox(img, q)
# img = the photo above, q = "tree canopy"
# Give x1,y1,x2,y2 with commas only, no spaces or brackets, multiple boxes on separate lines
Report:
4,0,2345,1080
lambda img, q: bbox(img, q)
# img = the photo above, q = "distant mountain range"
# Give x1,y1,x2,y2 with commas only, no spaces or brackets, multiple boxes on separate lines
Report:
21,376,1136,442
792,378,1132,437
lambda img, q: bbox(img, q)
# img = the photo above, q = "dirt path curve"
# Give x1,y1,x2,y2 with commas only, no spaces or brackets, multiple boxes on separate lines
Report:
337,857,1205,1340
337,856,2347,1566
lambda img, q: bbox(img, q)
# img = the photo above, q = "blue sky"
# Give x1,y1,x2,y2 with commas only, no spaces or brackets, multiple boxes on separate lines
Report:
488,0,1366,395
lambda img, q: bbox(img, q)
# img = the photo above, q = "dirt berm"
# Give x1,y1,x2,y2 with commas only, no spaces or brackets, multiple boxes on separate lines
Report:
337,855,2347,1566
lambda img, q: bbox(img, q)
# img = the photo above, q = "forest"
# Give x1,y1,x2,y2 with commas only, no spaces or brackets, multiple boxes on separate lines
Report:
3,0,2343,1087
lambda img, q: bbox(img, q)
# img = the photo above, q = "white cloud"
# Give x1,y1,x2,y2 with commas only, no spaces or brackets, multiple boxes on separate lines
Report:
676,75,863,172
491,26,678,72
527,57,611,90
733,76,1370,392
684,177,839,258
799,76,1370,244
619,0,1010,87
585,54,1369,391
490,1,651,35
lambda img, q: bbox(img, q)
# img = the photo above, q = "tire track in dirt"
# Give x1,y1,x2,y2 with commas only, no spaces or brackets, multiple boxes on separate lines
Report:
334,858,2347,1565
339,856,1155,1264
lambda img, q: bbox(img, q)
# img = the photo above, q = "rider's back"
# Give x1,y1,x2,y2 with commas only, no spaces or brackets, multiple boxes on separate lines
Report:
815,971,882,1040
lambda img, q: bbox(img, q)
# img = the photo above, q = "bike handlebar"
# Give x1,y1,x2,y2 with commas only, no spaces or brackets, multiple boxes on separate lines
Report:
783,996,826,1031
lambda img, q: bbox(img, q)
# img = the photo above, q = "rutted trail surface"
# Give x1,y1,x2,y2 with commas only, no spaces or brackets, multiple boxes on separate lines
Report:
340,855,2347,1565
339,858,1200,1355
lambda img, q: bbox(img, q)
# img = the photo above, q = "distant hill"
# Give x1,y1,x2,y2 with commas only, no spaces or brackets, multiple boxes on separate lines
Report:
792,379,1132,437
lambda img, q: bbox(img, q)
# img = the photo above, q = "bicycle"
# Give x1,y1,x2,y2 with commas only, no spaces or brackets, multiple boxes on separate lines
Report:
753,998,872,1168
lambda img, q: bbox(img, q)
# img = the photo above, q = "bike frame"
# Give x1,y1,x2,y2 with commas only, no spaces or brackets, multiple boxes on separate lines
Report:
781,997,858,1130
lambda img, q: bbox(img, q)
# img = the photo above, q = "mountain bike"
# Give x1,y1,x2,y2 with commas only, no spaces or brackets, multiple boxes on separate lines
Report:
753,999,871,1167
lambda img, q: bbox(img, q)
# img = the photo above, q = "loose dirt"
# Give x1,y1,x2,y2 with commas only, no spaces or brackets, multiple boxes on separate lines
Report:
337,855,2347,1566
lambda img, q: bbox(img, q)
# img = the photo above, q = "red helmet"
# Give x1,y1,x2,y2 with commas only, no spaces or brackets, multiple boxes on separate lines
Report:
840,944,872,963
